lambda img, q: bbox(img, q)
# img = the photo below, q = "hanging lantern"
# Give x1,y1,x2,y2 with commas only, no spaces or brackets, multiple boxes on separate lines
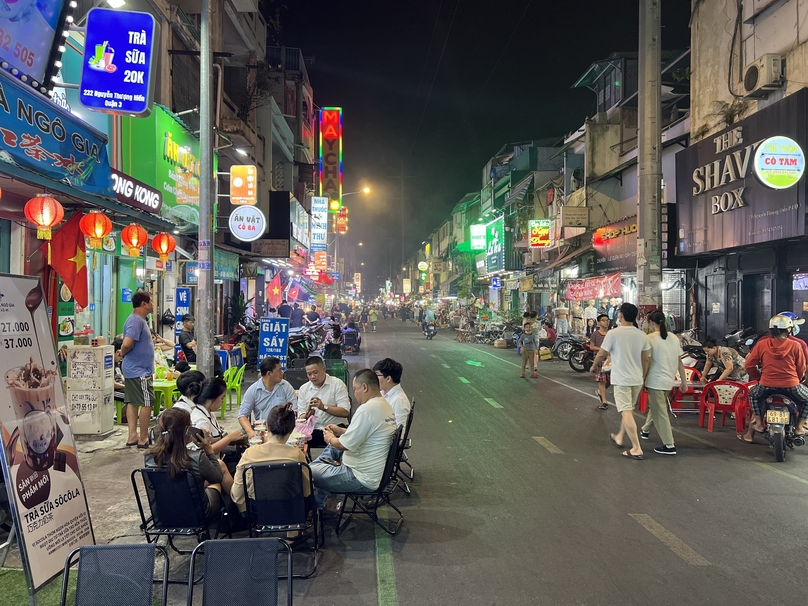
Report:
151,232,176,263
121,223,148,257
79,211,113,250
24,195,64,240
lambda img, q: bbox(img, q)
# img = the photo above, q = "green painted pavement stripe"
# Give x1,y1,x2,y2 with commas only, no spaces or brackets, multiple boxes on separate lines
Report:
375,507,398,606
458,377,470,384
484,397,503,409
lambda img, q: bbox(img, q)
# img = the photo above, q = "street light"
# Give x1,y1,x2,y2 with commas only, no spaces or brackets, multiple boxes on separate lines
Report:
358,242,364,246
361,262,365,266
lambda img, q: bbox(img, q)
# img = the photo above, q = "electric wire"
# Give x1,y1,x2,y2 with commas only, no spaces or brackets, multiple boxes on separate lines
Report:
403,0,443,147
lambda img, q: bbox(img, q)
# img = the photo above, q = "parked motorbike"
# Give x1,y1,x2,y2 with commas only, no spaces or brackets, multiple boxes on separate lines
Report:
287,325,320,362
555,334,586,362
763,391,805,462
568,341,595,373
424,321,437,340
722,326,758,356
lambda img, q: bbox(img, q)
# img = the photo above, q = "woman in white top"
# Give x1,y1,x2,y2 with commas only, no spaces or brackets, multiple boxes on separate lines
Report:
173,370,206,414
190,378,244,456
640,311,688,456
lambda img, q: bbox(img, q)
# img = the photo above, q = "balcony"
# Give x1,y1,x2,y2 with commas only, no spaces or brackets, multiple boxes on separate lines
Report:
266,47,311,88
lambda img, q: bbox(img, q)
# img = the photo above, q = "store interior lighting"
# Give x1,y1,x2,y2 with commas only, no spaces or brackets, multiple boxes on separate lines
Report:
107,0,126,8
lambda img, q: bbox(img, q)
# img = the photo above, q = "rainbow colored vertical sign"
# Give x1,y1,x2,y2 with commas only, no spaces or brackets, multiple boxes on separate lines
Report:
320,107,343,212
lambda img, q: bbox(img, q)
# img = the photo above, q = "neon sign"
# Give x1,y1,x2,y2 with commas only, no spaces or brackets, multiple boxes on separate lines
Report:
319,107,343,212
529,219,551,248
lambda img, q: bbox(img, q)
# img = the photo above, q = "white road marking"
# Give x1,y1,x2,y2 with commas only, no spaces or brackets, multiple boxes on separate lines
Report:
532,436,564,454
441,363,451,369
629,514,710,566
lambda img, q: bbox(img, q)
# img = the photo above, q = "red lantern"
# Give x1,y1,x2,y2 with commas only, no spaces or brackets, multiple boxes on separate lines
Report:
24,195,64,240
79,211,113,250
151,232,176,263
121,223,148,257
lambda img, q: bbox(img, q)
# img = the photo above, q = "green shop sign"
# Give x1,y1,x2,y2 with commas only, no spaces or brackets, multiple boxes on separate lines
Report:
120,105,217,232
486,217,503,273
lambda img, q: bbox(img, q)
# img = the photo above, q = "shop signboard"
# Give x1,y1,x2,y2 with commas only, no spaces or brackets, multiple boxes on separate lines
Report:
310,196,328,252
560,206,589,228
675,88,808,255
319,107,343,212
491,276,501,290
185,250,239,283
529,219,551,248
121,106,218,232
0,69,115,197
229,164,257,205
565,272,621,301
175,286,191,360
354,272,362,294
79,9,157,116
111,168,162,214
314,251,328,270
229,205,266,242
0,274,94,591
258,317,289,370
251,239,290,258
470,224,486,250
486,217,504,273
592,217,637,274
0,0,69,87
402,278,411,294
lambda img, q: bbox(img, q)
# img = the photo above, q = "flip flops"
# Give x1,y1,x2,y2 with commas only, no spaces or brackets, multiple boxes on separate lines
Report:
609,433,624,448
621,451,644,460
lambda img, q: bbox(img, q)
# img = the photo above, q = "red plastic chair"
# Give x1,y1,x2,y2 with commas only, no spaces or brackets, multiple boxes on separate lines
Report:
734,380,759,433
699,380,749,432
669,367,703,409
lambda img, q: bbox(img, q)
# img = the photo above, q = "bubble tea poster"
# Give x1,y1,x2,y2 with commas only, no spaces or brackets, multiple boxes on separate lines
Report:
0,274,93,591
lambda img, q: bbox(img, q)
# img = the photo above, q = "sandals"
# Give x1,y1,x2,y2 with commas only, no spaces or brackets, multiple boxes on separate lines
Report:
621,451,644,460
597,391,609,409
609,433,624,448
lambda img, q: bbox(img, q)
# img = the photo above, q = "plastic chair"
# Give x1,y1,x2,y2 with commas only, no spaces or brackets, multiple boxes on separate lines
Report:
735,380,759,432
699,380,749,432
220,365,246,419
669,367,703,409
187,538,292,606
395,400,415,494
242,462,321,578
60,543,169,606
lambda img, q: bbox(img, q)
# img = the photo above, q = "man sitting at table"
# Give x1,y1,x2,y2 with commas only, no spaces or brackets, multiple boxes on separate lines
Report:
297,356,351,448
373,358,411,430
238,356,297,440
310,369,397,510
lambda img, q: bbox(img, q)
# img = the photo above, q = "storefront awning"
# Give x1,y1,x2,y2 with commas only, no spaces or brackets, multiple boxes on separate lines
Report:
504,173,534,207
532,244,593,278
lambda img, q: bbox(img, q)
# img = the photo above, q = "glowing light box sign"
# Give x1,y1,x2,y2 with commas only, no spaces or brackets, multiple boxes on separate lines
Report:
470,224,486,250
529,219,551,248
319,107,342,212
753,135,805,190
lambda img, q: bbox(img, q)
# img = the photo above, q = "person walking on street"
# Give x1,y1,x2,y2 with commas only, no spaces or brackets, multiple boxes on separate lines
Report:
589,314,611,409
120,292,156,448
640,310,687,455
369,308,378,332
519,323,538,379
590,303,650,460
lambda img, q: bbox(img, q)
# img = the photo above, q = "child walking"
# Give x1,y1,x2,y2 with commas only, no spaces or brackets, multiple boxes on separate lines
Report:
520,323,538,378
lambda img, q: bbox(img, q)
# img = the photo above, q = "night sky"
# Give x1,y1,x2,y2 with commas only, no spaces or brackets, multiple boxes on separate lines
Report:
280,0,692,288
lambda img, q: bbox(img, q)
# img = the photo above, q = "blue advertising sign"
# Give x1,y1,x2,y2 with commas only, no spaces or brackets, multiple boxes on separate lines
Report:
258,317,289,370
175,287,191,361
79,8,157,116
491,276,501,290
0,69,115,197
0,0,67,84
227,347,244,369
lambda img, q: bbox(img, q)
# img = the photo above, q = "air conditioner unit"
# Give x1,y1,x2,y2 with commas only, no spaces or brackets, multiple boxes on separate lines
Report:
743,54,783,97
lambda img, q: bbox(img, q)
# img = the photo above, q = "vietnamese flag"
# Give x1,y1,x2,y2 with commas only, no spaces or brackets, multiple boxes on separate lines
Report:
266,271,283,309
286,283,300,303
42,212,88,308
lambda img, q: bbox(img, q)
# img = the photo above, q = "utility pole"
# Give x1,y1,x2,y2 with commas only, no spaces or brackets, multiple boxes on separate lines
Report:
400,159,405,273
637,0,663,312
196,0,215,378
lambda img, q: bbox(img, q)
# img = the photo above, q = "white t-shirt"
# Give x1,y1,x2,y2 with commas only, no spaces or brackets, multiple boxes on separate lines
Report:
190,404,225,441
297,374,351,429
645,332,684,391
381,383,411,429
340,397,396,490
600,325,651,386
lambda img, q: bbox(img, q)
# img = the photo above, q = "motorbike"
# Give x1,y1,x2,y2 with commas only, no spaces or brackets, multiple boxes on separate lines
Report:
763,391,806,462
554,334,586,362
722,326,759,357
568,341,595,373
230,320,259,370
424,321,437,340
287,325,320,362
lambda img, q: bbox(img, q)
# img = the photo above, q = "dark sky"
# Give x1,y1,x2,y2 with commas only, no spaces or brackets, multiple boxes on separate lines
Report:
280,0,692,287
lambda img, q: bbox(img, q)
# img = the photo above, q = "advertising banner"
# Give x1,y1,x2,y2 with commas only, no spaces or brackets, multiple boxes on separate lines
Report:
0,274,93,590
0,69,114,197
310,196,328,252
565,272,622,301
319,108,342,212
229,165,257,205
675,88,808,255
486,217,504,273
174,287,191,360
258,317,289,370
592,217,638,274
402,278,411,294
0,0,67,84
470,224,486,250
354,272,362,294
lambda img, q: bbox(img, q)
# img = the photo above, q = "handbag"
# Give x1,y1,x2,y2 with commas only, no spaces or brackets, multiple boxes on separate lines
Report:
161,308,176,326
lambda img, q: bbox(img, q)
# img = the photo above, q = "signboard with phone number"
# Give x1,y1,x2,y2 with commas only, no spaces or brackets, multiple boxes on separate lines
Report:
0,0,69,86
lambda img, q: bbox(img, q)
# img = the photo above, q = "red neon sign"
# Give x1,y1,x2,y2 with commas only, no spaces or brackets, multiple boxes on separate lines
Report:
319,108,343,213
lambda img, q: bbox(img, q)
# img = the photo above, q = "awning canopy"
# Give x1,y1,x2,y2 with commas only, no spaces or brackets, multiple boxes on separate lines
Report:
532,244,593,278
504,173,534,207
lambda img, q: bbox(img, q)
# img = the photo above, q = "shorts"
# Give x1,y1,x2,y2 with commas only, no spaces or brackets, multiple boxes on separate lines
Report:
613,385,642,413
124,376,155,408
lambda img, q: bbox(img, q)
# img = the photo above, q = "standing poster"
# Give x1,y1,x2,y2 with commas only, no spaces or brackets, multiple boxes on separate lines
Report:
258,317,289,370
55,277,75,377
175,287,191,363
0,274,93,591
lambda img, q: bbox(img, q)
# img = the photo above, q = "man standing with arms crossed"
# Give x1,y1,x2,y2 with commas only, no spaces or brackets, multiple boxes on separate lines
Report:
120,292,156,448
590,302,650,460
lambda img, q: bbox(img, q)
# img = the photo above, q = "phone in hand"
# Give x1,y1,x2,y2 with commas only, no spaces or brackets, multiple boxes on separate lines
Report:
186,427,204,443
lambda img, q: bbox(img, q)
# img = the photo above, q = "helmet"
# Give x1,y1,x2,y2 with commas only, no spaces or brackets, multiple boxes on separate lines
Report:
769,314,795,330
777,311,805,325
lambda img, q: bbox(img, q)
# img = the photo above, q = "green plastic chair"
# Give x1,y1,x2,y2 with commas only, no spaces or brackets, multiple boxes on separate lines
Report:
221,365,246,419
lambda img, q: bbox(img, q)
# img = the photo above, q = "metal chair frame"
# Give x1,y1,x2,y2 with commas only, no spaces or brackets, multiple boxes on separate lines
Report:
242,461,322,578
394,400,415,494
332,426,404,536
60,543,169,606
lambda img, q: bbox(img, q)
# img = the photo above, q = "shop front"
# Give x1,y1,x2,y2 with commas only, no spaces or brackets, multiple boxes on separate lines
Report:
674,88,808,338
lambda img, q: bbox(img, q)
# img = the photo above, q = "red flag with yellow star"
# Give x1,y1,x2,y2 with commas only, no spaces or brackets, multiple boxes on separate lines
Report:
266,271,283,309
44,212,88,308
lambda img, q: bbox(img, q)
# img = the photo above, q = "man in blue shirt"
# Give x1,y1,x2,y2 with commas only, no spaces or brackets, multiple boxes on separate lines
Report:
238,356,297,440
290,303,305,328
120,291,155,448
278,300,292,319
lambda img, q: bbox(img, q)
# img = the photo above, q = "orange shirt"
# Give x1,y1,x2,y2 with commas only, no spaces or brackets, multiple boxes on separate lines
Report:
745,337,806,387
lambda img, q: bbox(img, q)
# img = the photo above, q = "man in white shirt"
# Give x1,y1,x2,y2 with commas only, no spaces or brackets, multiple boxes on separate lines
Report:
590,303,651,460
297,356,351,448
373,358,411,429
310,369,396,509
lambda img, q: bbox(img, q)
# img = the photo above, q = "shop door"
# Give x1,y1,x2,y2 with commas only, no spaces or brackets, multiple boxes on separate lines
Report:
742,274,772,333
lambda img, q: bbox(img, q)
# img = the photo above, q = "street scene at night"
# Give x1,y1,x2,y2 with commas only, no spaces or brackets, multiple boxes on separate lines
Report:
1,0,808,604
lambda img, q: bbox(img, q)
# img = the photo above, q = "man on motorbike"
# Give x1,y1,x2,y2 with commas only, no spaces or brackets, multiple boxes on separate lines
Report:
741,315,808,443
422,306,436,333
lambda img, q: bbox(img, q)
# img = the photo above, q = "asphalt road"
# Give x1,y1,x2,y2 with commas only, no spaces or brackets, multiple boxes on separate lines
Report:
8,318,808,605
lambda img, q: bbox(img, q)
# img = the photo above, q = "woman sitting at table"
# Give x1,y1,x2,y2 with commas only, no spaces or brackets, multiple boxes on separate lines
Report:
700,339,749,384
172,370,206,414
230,402,309,514
190,377,245,456
144,408,231,516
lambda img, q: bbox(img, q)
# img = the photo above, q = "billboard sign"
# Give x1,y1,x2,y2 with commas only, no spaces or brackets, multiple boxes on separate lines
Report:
229,164,257,205
310,196,328,252
319,107,343,212
228,205,266,242
259,317,289,370
470,224,486,250
354,272,362,294
485,217,504,273
79,9,157,116
402,278,411,294
529,219,551,248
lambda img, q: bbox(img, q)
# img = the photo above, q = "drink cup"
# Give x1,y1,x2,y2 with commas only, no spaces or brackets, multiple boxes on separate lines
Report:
103,48,114,68
20,410,56,471
5,366,57,419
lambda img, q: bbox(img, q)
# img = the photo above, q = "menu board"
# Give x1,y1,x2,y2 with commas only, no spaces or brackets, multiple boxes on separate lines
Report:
0,274,93,591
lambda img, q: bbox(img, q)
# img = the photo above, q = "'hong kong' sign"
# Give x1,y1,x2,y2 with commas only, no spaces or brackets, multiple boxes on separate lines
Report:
111,168,162,214
675,88,808,255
